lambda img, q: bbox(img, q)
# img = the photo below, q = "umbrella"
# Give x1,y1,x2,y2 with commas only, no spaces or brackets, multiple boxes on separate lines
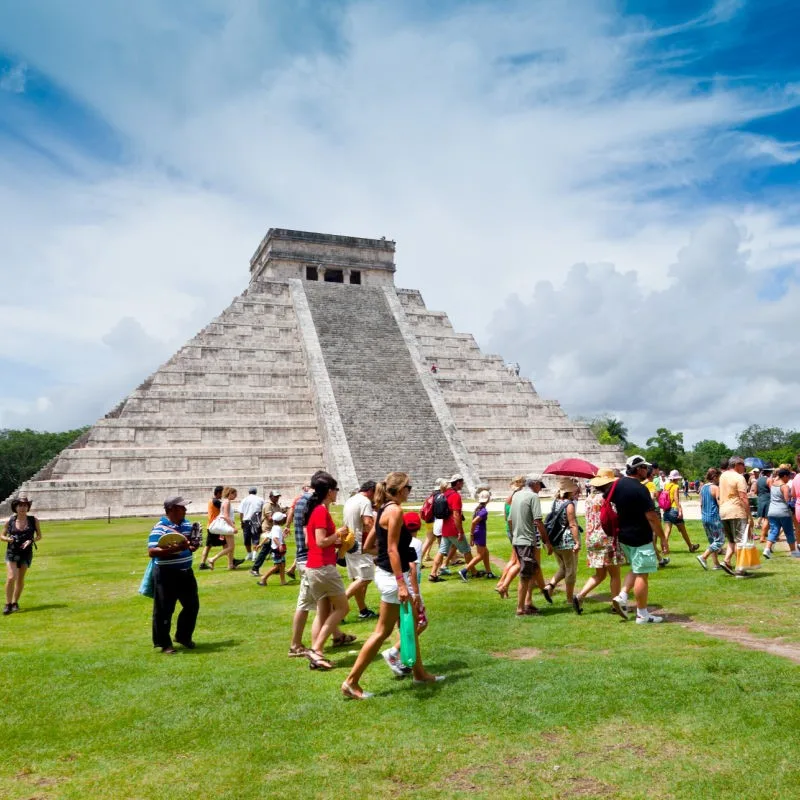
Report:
543,458,598,479
744,457,766,469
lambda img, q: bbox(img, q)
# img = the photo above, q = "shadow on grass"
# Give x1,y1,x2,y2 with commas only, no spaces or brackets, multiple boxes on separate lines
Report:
19,603,69,613
187,639,239,653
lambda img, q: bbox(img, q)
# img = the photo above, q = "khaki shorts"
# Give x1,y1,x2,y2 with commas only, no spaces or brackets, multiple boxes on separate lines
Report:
554,549,578,584
721,518,748,547
345,552,375,582
295,563,315,613
305,564,346,604
513,544,538,578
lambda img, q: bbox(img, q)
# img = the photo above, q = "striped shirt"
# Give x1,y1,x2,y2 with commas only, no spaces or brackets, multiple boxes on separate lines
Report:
148,516,194,570
293,492,312,564
700,484,720,525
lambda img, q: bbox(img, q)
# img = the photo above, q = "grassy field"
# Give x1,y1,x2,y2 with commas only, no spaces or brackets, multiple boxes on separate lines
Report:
2,512,800,800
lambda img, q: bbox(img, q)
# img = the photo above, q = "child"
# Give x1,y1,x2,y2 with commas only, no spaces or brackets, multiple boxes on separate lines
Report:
257,512,288,586
459,490,495,581
382,511,428,677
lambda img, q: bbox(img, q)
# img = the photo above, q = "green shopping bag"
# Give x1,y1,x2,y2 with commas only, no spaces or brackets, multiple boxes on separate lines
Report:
399,601,417,667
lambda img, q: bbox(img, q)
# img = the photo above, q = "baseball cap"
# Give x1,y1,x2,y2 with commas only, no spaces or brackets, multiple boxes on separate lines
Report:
449,473,464,484
403,511,422,532
269,489,281,498
625,455,651,470
248,487,258,494
272,511,287,524
525,473,545,485
164,495,190,510
477,490,491,503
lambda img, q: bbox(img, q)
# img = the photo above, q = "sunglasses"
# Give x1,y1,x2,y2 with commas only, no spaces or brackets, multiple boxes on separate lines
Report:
404,484,413,492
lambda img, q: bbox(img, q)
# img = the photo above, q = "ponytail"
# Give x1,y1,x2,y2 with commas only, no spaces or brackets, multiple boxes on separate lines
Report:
372,481,389,510
372,472,409,510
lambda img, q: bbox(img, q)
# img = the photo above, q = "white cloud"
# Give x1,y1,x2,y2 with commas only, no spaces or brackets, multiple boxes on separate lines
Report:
0,0,799,442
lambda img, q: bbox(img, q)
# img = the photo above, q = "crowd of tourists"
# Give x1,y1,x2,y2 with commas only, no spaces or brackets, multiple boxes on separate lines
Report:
6,452,799,697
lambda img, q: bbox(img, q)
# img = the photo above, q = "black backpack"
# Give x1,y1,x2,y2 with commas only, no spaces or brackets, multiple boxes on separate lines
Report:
432,491,452,520
544,501,570,548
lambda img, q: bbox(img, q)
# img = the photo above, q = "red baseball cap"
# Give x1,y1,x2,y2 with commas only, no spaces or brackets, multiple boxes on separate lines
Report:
403,511,422,532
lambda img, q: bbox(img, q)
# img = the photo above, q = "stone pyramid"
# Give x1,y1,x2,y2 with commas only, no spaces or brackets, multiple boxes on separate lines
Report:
4,229,623,518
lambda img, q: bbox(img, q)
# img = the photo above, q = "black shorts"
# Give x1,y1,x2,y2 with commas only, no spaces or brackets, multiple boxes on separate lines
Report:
204,532,224,548
6,550,33,568
513,545,538,579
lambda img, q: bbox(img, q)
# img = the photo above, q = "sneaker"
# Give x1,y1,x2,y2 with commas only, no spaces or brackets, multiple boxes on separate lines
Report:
734,571,752,579
10,603,18,612
719,562,736,576
572,595,584,615
485,572,497,579
439,568,452,576
458,568,468,582
762,549,772,560
658,558,670,568
611,596,629,620
382,649,405,677
249,569,260,577
198,563,211,570
232,558,246,568
2,604,11,616
636,614,663,624
358,608,378,620
791,550,800,558
712,565,724,570
541,586,553,605
696,555,708,571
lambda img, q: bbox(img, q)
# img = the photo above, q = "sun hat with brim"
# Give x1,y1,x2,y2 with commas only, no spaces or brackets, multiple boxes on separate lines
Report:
10,496,31,512
557,477,579,494
668,470,682,481
589,468,617,488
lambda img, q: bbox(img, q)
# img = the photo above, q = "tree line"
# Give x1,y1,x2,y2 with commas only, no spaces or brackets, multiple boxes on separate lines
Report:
585,418,800,479
0,428,89,502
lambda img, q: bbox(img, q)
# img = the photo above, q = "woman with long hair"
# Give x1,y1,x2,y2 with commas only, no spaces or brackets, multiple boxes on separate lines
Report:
208,487,244,570
697,468,726,570
2,495,41,614
342,472,444,699
763,468,799,559
303,472,352,671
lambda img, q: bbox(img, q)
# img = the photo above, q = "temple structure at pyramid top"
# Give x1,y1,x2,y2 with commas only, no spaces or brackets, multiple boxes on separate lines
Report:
3,228,623,519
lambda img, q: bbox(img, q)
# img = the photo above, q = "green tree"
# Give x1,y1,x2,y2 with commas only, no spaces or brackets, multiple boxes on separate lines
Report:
736,425,793,457
685,439,732,479
582,415,629,446
0,427,89,502
645,428,685,473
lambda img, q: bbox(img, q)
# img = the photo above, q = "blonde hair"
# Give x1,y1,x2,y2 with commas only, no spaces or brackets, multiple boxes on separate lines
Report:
222,486,238,500
373,472,410,509
437,478,449,492
509,475,525,490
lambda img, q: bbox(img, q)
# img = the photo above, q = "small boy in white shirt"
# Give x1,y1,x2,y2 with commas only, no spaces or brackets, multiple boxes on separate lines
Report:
257,512,287,586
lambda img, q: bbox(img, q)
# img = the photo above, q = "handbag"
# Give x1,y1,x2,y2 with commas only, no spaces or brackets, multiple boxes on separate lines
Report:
208,516,235,535
399,601,417,667
138,558,155,598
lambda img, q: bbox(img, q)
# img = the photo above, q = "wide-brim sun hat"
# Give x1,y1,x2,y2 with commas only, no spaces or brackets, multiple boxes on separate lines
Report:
589,468,616,488
10,495,32,512
557,477,579,494
668,469,682,481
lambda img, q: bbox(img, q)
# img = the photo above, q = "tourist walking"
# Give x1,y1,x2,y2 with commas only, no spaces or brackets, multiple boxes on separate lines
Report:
756,469,772,542
342,473,444,699
239,487,265,562
303,472,351,671
763,468,799,559
697,468,725,570
198,485,224,570
542,479,581,604
148,496,200,653
343,481,378,619
208,487,244,570
661,470,699,553
611,455,666,623
459,490,495,581
2,495,41,615
495,476,525,597
718,456,756,577
421,479,448,562
428,475,469,582
257,511,289,585
572,471,625,614
508,474,550,616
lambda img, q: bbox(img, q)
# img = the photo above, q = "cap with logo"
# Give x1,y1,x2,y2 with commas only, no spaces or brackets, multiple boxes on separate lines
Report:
625,455,651,470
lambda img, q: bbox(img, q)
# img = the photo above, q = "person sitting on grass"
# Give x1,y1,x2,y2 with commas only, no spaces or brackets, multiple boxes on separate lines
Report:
258,512,288,585
2,494,41,615
459,490,495,581
542,478,581,605
661,470,700,554
572,470,625,615
342,473,444,699
697,468,725,570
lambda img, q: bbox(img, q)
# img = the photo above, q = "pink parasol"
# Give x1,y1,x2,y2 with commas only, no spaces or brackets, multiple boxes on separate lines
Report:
543,458,598,479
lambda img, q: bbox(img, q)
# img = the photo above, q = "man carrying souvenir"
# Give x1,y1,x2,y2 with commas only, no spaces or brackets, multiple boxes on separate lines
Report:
147,496,201,654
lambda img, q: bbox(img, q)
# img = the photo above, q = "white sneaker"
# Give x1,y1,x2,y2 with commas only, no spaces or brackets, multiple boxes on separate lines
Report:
611,595,629,620
382,649,405,677
636,614,663,624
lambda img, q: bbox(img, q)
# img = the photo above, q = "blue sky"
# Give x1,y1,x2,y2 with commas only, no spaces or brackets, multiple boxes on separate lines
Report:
1,0,800,446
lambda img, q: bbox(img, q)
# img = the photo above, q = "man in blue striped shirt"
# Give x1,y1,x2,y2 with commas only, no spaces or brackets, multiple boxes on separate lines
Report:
148,496,200,654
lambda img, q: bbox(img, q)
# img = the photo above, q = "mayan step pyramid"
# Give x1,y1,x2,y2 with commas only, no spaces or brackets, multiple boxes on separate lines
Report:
5,229,623,518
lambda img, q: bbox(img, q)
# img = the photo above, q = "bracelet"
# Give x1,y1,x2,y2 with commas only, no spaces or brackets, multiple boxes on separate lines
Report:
395,575,404,584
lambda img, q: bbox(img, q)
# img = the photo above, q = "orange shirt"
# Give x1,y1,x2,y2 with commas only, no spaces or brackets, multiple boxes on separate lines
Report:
208,499,221,523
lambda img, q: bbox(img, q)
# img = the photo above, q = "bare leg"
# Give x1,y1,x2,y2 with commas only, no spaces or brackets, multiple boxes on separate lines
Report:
312,594,350,653
421,530,436,561
344,602,400,693
633,574,649,610
577,567,607,600
663,523,673,554
13,565,26,602
5,562,17,604
291,609,309,650
517,576,532,614
607,566,621,598
676,522,695,550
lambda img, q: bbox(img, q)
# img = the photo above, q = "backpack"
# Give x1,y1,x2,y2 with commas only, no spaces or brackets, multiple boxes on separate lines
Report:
432,491,452,520
544,501,570,548
420,492,436,524
599,481,620,538
657,489,672,511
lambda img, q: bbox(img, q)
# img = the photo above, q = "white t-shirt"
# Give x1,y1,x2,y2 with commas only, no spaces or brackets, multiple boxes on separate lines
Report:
343,493,375,550
409,538,423,598
239,494,265,522
269,524,285,548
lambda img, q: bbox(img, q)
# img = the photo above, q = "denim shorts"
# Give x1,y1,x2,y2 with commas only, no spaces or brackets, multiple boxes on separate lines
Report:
438,535,471,556
663,508,682,525
768,516,796,545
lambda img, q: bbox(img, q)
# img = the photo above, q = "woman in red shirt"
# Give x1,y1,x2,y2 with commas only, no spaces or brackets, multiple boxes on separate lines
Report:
304,472,350,670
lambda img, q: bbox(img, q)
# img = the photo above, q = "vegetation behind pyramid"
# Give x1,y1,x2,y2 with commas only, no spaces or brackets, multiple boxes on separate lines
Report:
3,229,623,518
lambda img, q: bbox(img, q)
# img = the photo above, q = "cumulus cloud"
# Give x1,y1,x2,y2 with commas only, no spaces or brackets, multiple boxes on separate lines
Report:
0,0,799,441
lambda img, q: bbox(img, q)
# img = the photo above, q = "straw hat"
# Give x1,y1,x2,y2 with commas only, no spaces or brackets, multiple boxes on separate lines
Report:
589,468,616,488
557,477,579,494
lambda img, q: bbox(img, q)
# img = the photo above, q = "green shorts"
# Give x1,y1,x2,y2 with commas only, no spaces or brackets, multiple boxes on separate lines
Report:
621,542,658,575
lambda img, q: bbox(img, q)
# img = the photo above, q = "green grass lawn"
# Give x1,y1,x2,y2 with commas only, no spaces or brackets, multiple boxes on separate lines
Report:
2,513,800,800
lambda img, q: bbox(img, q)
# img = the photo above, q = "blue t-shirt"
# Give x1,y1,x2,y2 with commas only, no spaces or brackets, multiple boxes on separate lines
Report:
148,516,194,569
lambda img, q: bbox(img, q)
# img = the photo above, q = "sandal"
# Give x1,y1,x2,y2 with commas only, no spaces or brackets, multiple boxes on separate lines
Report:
288,645,308,658
332,633,357,647
341,682,373,700
306,650,334,670
524,605,540,615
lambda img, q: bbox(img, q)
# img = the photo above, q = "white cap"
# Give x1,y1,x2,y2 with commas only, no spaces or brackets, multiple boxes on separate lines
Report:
625,455,651,470
450,473,464,484
477,490,491,503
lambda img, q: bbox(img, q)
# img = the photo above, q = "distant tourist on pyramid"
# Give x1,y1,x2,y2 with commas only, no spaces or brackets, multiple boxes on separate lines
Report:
207,487,245,570
343,481,378,620
238,487,265,563
147,496,200,654
428,475,470,582
198,485,224,570
2,494,41,615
